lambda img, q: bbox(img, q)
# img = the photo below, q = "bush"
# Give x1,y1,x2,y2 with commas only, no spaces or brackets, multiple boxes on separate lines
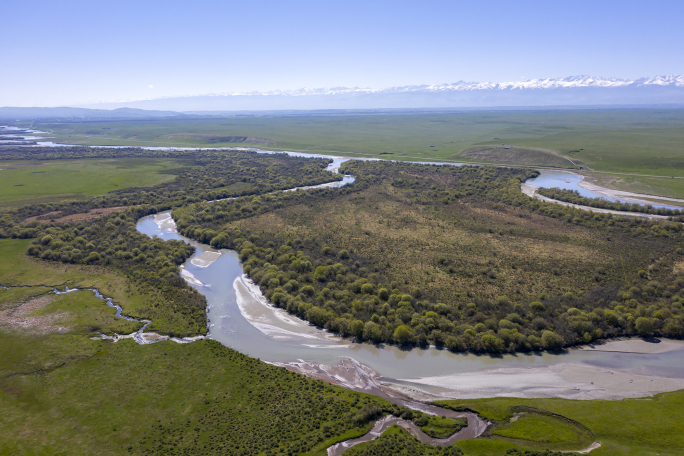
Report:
542,331,564,349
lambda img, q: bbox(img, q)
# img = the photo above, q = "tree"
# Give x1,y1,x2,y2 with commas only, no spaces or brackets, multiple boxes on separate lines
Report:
480,334,501,352
393,325,412,345
377,288,389,301
363,321,382,342
349,320,365,338
635,317,654,337
542,330,563,350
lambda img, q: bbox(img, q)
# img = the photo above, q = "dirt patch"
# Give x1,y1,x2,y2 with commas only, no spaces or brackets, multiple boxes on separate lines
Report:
0,295,71,334
159,134,274,145
674,261,684,275
24,206,128,224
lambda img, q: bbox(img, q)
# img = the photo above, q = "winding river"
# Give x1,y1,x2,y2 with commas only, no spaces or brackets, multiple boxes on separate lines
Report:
6,129,684,451
135,158,684,451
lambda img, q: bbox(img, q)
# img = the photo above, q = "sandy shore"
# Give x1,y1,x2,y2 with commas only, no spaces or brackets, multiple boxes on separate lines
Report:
521,183,669,219
404,362,684,400
582,338,684,354
153,212,177,231
234,275,344,343
579,179,684,207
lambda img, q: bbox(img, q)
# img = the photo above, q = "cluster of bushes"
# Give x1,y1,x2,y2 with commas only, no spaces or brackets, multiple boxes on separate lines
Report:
174,160,684,352
22,207,206,335
537,187,683,216
493,179,684,239
5,146,684,352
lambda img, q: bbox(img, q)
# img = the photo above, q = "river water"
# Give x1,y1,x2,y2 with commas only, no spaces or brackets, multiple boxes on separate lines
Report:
137,214,684,382
5,126,684,396
135,161,684,400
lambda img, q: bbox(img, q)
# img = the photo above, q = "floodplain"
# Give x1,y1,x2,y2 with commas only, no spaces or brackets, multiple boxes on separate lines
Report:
1,113,684,455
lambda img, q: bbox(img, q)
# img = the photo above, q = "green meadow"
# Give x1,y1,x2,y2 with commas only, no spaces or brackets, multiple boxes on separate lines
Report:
1,123,684,454
0,158,186,207
26,108,684,197
440,394,684,456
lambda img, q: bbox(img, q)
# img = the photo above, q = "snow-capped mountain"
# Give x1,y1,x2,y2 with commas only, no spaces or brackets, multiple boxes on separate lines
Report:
200,75,684,98
71,74,684,113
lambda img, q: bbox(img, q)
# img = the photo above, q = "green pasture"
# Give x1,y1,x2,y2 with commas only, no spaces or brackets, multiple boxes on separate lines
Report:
440,393,684,455
29,108,684,197
0,238,152,323
0,157,185,206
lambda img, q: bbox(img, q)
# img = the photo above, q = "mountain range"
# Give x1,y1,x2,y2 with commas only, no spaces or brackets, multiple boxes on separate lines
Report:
2,75,684,118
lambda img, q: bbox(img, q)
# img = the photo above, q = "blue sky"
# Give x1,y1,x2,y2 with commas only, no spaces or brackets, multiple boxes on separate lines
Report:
1,0,683,106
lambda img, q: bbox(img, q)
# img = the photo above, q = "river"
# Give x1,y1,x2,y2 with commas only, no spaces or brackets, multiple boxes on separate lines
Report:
6,127,684,398
135,160,684,404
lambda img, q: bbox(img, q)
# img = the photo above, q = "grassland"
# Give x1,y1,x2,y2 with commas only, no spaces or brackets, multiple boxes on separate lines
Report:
21,108,684,196
1,139,684,453
439,392,684,455
0,238,153,314
0,237,408,456
0,157,187,207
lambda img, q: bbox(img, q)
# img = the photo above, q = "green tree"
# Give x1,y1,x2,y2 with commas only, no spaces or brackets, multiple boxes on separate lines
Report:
349,320,365,338
377,288,389,301
393,325,412,345
635,317,654,337
542,330,563,350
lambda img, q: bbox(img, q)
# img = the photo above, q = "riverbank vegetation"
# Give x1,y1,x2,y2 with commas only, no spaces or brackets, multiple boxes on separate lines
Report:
174,159,684,352
343,426,465,456
0,147,340,335
0,236,456,456
536,187,684,217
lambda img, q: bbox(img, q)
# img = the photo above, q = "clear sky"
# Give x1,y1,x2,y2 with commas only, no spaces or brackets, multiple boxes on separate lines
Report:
2,0,683,107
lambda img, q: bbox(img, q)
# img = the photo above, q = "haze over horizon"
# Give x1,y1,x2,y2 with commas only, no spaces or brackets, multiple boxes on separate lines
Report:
2,0,683,108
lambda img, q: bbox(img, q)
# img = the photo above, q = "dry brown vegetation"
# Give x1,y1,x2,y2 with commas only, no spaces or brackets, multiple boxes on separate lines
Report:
24,206,129,224
175,160,684,352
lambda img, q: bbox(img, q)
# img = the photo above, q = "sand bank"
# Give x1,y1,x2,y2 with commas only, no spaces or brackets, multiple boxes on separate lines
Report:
582,338,684,354
579,179,684,208
234,275,343,343
190,250,221,268
404,362,684,400
521,183,669,219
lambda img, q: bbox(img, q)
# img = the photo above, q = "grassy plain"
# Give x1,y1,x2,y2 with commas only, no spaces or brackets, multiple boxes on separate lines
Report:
24,108,684,197
439,392,684,456
0,157,186,207
0,238,153,320
1,132,683,453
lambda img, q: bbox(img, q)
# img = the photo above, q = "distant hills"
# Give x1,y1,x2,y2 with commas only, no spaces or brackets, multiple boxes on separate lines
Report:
3,75,684,119
84,75,684,112
0,106,184,120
